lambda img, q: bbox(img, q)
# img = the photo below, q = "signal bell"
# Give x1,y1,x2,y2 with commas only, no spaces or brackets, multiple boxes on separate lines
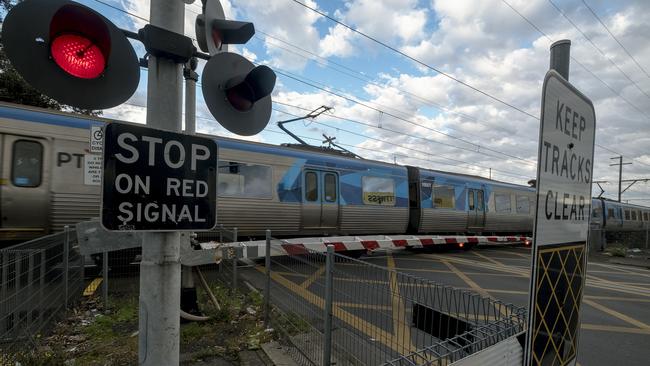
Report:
1,0,140,110
202,52,276,136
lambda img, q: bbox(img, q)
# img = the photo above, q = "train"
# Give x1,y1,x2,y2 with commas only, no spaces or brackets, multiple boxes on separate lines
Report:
0,102,648,246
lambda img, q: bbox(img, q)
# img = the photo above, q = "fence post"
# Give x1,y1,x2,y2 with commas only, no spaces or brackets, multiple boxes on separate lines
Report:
27,252,35,329
264,229,271,328
39,250,45,324
63,226,70,309
232,228,238,291
323,245,334,366
103,251,109,311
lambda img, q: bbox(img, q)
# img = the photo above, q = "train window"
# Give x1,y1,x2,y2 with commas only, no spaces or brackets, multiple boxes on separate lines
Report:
433,185,455,209
305,172,318,202
362,176,395,206
477,190,484,211
468,192,475,210
495,194,512,213
632,211,637,221
12,140,43,187
516,196,530,214
324,173,337,202
217,161,272,198
644,212,649,221
420,181,433,208
625,210,630,220
607,208,615,218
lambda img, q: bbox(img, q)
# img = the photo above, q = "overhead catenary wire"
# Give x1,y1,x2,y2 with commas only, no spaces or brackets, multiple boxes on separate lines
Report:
255,30,492,142
581,0,650,79
547,0,650,101
273,100,536,171
273,68,537,165
289,0,540,121
94,0,650,172
270,108,533,181
501,0,650,169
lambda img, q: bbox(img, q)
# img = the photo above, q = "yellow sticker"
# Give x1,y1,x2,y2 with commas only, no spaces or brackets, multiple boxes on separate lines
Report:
363,192,395,206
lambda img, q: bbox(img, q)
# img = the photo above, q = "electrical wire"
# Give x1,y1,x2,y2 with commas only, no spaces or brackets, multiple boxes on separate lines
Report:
289,0,540,121
581,0,650,79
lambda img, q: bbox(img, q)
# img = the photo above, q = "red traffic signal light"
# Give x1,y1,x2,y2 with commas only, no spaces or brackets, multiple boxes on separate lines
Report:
50,34,107,79
202,52,276,136
1,0,140,110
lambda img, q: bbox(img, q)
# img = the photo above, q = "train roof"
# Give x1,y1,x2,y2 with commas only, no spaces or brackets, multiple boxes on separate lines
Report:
0,102,402,173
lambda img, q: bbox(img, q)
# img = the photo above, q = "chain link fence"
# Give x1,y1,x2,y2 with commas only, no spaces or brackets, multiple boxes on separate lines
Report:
0,227,83,360
216,232,527,366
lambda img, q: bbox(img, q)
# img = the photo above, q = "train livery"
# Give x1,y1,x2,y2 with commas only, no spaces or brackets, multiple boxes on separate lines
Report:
0,102,647,244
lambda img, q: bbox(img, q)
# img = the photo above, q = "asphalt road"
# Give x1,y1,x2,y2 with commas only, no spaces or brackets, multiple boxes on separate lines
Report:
238,246,650,365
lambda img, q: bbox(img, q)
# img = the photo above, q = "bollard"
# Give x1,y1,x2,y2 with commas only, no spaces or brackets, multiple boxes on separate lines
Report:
264,229,271,328
323,245,334,366
103,251,109,312
63,226,70,309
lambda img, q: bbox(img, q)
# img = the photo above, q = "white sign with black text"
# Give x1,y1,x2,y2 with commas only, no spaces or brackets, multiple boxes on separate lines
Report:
90,125,103,153
524,70,596,366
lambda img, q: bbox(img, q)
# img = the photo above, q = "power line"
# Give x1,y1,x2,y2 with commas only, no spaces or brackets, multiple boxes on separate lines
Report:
581,0,650,79
290,0,539,121
501,0,650,169
547,0,650,102
274,101,536,174
271,108,531,181
273,67,537,165
257,30,491,139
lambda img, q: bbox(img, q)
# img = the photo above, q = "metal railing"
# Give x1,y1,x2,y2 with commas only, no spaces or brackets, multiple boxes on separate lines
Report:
217,232,527,366
0,227,83,357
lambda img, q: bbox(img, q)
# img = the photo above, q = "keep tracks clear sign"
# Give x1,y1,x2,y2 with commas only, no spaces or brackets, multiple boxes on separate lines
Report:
100,123,218,231
524,70,596,366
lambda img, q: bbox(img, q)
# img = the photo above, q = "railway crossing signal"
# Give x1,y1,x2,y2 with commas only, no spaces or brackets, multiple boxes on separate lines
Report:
1,0,140,110
197,0,276,136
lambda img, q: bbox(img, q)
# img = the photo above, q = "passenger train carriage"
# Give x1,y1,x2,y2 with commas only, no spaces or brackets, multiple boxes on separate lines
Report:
0,102,647,245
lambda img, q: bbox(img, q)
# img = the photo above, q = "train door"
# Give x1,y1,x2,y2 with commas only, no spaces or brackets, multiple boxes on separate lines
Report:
0,135,50,239
301,170,339,229
467,188,486,231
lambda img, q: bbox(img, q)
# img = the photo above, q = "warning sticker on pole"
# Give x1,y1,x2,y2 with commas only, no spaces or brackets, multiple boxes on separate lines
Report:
84,154,102,185
524,70,596,366
90,125,103,153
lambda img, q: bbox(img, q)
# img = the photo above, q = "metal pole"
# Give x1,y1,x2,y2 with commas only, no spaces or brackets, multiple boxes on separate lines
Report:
232,247,238,292
103,251,109,312
138,0,184,364
232,227,238,290
549,39,571,81
63,225,70,309
180,61,199,316
323,245,334,366
184,59,198,135
618,157,623,202
264,229,271,328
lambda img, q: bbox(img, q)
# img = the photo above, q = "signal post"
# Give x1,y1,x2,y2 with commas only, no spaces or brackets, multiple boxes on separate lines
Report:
140,1,185,364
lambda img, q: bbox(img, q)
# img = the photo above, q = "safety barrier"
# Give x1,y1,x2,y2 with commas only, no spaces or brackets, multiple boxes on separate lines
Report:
201,234,531,261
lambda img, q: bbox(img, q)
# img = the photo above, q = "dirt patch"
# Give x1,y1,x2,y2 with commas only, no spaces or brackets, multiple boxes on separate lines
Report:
9,284,274,365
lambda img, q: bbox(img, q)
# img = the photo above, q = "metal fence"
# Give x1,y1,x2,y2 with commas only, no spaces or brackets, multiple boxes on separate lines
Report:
218,233,527,366
0,227,83,356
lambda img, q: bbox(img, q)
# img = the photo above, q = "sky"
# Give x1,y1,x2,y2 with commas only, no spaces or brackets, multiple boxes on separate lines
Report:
76,0,650,205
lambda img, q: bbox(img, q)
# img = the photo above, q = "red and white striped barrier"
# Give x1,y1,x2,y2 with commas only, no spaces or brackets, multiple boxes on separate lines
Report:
200,234,532,260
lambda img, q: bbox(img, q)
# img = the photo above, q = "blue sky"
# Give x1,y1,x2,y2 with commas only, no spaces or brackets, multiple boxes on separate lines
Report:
73,0,650,204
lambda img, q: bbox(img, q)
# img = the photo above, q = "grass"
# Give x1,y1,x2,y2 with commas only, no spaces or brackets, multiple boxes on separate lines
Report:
6,278,278,365
605,245,627,257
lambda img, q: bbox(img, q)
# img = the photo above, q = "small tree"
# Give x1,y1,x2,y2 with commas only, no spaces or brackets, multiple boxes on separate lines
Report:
0,0,102,116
